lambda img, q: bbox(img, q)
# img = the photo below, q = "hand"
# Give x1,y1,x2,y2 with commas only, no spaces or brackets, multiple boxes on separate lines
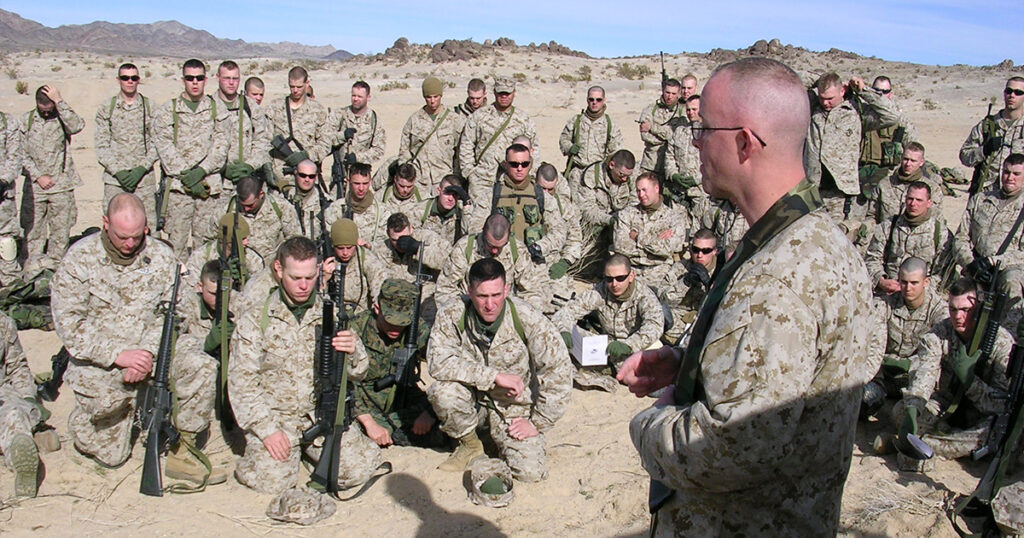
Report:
527,242,544,264
983,136,1004,157
606,340,633,359
114,349,154,375
549,259,570,280
657,228,674,240
24,397,51,422
203,317,236,354
567,143,581,156
560,331,573,350
682,264,711,289
224,160,255,182
362,418,393,447
639,120,652,133
616,346,681,397
263,430,291,462
629,230,638,241
284,151,309,168
668,173,698,190
493,372,524,400
443,185,469,203
343,127,356,141
395,235,421,255
411,410,435,436
321,257,336,281
848,76,865,93
41,85,62,103
114,168,145,191
36,175,56,190
344,153,357,165
507,417,539,440
877,278,901,295
332,329,357,354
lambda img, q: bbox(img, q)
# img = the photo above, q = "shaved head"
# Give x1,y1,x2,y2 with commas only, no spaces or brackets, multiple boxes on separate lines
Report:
106,192,146,225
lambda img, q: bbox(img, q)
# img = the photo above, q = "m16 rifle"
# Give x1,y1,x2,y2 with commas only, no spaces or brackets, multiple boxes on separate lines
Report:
140,265,182,497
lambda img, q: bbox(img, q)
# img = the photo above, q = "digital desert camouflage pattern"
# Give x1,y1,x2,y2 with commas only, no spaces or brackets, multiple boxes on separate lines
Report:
558,110,622,179
218,191,302,262
234,267,276,316
94,93,159,219
334,106,386,168
663,124,703,198
289,186,324,242
656,258,714,344
878,286,947,360
182,238,265,292
331,249,387,316
637,100,686,174
418,198,469,248
161,287,217,433
577,163,638,231
152,95,230,254
859,100,920,167
427,297,572,482
487,176,567,259
864,212,952,285
49,233,179,466
323,194,387,245
214,94,271,172
630,203,876,536
899,320,1013,458
805,90,899,196
872,169,945,224
229,288,375,493
265,96,333,181
398,105,463,191
0,312,40,470
458,104,539,198
612,202,689,283
551,280,665,356
434,234,545,310
953,186,1024,267
960,112,1024,191
377,186,428,231
0,112,22,185
0,112,22,282
701,198,749,254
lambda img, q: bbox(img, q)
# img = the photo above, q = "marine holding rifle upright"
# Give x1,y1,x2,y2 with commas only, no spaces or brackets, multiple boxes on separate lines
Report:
265,66,333,189
50,194,222,483
959,76,1024,195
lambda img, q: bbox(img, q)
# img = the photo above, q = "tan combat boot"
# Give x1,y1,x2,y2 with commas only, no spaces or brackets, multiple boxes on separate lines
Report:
165,432,228,485
438,430,484,472
11,433,38,498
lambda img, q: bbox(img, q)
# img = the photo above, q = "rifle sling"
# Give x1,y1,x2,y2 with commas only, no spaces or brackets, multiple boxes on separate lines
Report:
475,106,515,162
409,108,449,164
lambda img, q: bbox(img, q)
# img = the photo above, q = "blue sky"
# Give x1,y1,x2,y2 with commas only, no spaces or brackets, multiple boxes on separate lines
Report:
5,1,1022,66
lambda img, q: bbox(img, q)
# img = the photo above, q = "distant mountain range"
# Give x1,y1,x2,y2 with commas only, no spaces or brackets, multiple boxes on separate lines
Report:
0,9,352,59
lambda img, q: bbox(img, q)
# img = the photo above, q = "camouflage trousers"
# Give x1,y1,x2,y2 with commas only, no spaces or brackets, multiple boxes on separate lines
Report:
103,182,157,230
234,417,383,495
892,399,990,459
821,190,871,251
427,380,548,482
162,191,222,260
66,352,216,467
24,190,76,271
0,386,40,470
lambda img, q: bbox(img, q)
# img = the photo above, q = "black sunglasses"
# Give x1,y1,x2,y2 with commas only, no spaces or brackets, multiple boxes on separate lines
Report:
603,274,630,283
119,75,141,82
690,246,715,255
587,97,604,103
295,172,317,179
1005,88,1024,97
873,87,891,95
506,161,531,169
183,75,206,82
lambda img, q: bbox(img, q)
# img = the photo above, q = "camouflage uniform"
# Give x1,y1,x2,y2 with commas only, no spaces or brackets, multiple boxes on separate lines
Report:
289,187,327,242
323,194,386,246
168,284,221,433
630,182,876,536
873,168,945,224
0,312,42,471
551,280,665,365
899,320,1014,459
960,111,1024,192
235,267,276,315
435,233,545,311
21,102,85,269
427,297,572,482
701,198,749,254
229,288,376,494
612,201,689,284
655,258,716,346
805,90,899,230
859,100,919,170
558,109,622,191
95,93,159,223
953,187,1024,269
214,94,271,196
50,233,210,467
217,192,302,262
377,186,428,232
880,287,947,361
418,197,469,248
483,175,567,260
265,97,333,186
458,103,539,199
577,163,637,232
637,99,686,174
334,106,386,169
183,238,265,292
332,249,387,317
152,95,230,257
663,124,703,194
864,212,952,287
549,191,584,266
0,112,23,283
398,105,462,191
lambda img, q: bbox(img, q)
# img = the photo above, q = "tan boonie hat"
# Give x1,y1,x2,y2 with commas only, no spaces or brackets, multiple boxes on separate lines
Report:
265,487,336,525
493,77,515,93
330,218,359,247
468,457,514,508
422,76,443,97
378,278,417,326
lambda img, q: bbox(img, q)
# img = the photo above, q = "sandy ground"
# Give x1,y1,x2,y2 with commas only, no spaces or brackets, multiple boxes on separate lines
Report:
0,48,1020,536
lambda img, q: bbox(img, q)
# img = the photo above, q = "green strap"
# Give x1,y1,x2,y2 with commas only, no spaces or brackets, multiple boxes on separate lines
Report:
457,298,525,344
235,96,247,162
475,106,515,162
409,108,450,164
258,286,279,334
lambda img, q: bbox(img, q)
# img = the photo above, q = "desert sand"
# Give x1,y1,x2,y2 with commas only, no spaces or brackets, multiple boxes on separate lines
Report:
0,47,1019,536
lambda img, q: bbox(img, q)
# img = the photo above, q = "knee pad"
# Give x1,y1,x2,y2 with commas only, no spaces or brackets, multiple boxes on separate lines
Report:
0,236,17,261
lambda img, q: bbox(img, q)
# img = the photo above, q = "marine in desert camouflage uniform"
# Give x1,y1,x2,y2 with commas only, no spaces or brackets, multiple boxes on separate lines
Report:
611,172,688,284
637,78,687,176
655,229,718,346
872,142,944,224
559,86,623,193
334,81,386,171
218,174,302,262
0,311,48,497
960,76,1024,194
0,109,23,283
265,67,333,188
398,77,463,192
323,163,387,245
213,60,271,198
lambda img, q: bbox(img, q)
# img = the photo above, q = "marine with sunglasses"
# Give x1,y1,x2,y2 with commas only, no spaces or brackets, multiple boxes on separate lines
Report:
960,76,1024,195
655,228,719,346
95,62,159,224
558,85,623,194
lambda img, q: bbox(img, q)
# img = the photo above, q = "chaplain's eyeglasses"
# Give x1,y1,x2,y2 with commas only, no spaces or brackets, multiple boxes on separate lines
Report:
691,122,767,147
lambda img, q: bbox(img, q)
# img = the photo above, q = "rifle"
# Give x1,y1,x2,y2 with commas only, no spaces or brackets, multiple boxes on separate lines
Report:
373,242,426,408
270,134,302,176
155,171,168,232
968,103,994,196
36,347,70,402
301,255,350,494
214,214,241,430
329,142,349,201
140,265,182,497
660,51,667,86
